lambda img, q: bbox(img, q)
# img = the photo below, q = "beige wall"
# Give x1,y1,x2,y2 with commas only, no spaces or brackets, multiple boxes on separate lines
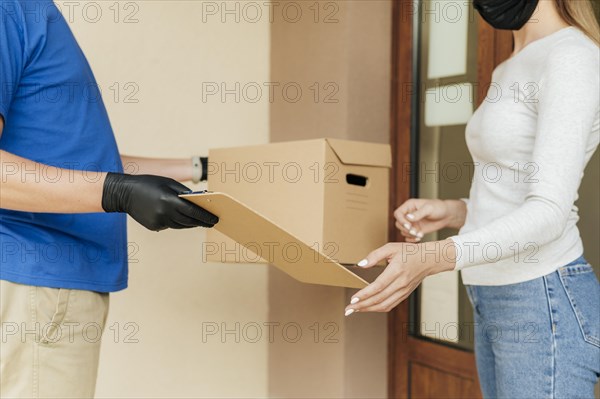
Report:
269,2,391,398
65,0,391,397
270,1,390,145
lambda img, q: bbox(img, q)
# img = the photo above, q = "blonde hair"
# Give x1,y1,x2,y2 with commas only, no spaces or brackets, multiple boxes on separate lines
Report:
555,0,600,45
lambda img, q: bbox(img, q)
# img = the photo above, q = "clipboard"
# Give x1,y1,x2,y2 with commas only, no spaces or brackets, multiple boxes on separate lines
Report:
180,192,370,289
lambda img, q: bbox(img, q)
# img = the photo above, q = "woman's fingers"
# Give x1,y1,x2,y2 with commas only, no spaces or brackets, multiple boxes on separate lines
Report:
394,200,419,228
398,227,421,243
395,200,430,240
347,273,405,312
356,243,401,268
406,202,433,223
348,261,399,307
395,220,414,235
396,220,424,242
353,289,407,313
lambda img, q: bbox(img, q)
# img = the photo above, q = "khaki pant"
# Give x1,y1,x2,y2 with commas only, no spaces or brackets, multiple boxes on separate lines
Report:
0,280,109,398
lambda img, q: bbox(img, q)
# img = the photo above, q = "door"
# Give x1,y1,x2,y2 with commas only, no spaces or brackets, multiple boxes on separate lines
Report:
388,1,513,397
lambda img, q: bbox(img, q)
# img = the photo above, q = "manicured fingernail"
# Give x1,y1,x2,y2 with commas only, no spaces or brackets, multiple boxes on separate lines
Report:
357,259,368,267
409,228,417,236
345,309,355,316
403,222,411,230
351,297,360,305
406,213,415,220
415,237,421,242
417,232,424,239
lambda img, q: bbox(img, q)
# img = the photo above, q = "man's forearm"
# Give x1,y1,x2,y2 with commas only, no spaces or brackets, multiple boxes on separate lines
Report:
0,150,106,213
120,155,194,182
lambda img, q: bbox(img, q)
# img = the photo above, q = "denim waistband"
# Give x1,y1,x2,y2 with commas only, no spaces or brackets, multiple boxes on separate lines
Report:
563,255,588,268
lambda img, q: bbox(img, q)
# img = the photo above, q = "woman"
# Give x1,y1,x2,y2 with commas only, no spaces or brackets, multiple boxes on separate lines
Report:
345,0,600,397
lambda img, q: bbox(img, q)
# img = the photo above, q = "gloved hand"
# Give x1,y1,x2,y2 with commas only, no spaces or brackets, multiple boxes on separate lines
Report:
102,173,218,231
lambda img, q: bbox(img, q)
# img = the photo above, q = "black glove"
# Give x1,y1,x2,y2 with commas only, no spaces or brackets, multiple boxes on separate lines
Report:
102,173,218,231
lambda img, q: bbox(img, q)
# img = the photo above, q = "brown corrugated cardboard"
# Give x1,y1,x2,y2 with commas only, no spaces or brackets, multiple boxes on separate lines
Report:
203,138,390,269
181,192,370,289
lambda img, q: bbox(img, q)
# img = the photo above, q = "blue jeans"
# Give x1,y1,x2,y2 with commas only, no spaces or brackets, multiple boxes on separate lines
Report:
466,256,600,398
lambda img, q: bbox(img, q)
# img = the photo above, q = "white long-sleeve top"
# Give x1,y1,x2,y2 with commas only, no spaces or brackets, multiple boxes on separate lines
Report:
451,27,600,286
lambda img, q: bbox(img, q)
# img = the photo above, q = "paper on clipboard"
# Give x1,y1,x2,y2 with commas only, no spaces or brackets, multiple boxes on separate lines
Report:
180,191,370,289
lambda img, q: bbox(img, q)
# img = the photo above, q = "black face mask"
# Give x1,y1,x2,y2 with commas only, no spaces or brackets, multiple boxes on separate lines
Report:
473,0,539,31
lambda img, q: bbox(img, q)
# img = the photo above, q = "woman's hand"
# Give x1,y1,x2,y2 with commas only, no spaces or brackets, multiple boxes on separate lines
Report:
344,239,456,315
395,199,467,242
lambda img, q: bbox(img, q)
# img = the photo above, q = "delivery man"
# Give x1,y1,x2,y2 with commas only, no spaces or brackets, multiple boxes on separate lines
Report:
0,0,218,397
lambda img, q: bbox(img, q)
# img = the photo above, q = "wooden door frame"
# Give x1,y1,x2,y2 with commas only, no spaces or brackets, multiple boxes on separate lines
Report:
387,0,414,393
387,1,514,397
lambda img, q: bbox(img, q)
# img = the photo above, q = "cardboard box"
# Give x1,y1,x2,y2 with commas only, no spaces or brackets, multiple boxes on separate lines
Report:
204,138,391,266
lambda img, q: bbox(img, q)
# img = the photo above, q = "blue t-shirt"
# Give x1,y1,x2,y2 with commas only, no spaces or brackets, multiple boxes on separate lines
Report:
0,0,127,292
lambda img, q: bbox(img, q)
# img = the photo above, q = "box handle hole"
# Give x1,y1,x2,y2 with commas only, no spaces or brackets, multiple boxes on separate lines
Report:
346,174,368,187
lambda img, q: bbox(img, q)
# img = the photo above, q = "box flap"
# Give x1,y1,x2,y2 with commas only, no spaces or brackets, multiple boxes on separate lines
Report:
325,138,391,168
181,192,369,289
